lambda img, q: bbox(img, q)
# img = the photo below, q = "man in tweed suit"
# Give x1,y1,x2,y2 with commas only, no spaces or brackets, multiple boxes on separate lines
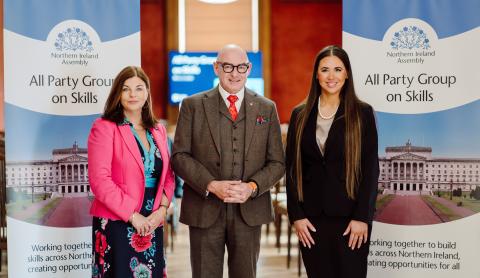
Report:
172,44,285,278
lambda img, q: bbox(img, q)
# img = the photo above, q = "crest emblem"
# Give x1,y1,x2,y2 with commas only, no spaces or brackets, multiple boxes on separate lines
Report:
54,27,94,52
390,26,430,50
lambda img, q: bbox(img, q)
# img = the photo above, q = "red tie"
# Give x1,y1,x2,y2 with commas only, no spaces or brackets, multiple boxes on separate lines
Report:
227,94,239,121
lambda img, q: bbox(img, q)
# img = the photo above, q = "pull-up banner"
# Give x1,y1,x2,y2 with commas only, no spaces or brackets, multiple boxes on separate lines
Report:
4,0,140,276
343,0,480,277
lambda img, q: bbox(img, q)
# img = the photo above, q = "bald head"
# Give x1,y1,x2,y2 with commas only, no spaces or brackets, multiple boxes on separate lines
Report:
217,44,249,63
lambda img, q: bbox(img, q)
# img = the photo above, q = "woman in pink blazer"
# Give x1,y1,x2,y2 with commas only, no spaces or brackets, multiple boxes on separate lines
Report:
88,66,174,278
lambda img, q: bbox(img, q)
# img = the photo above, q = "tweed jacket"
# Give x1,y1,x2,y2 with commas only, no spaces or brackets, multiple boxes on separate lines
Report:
172,87,285,228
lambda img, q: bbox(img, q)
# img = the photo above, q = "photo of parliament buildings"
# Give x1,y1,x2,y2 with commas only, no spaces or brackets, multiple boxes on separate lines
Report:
5,142,89,198
378,140,480,195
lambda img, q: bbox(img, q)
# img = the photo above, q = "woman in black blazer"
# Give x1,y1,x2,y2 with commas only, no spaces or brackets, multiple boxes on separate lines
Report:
285,45,379,278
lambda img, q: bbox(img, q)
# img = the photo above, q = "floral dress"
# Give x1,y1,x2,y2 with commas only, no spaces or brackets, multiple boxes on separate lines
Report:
92,125,165,278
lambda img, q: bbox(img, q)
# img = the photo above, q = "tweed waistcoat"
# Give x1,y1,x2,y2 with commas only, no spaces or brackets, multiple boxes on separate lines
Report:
218,94,246,181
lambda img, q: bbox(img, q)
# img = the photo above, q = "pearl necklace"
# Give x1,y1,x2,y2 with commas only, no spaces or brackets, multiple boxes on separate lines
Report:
318,106,338,120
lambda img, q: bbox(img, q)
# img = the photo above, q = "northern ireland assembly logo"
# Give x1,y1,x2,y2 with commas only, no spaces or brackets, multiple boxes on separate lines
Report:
54,27,94,52
390,26,430,50
47,20,100,67
383,18,437,65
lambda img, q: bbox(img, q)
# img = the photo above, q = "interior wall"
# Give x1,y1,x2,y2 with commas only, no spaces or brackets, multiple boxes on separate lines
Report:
185,0,252,51
156,0,343,124
164,0,256,126
141,0,168,120
270,0,342,123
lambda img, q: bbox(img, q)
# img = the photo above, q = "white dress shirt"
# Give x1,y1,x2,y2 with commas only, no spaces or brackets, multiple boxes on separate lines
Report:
218,84,244,112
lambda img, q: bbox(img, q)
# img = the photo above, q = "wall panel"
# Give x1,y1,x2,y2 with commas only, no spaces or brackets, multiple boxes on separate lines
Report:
141,0,168,119
185,0,252,51
270,0,342,122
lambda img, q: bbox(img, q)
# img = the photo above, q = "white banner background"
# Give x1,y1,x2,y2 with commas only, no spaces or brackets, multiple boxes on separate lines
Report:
4,0,140,276
343,1,480,277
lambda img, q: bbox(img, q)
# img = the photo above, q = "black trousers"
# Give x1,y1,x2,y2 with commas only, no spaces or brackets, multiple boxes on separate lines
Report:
300,214,371,278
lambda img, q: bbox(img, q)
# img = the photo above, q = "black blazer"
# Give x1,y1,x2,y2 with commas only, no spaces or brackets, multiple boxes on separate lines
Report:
285,98,379,224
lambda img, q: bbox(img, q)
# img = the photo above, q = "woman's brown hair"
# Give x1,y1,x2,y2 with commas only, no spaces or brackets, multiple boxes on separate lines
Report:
291,45,363,201
102,66,157,129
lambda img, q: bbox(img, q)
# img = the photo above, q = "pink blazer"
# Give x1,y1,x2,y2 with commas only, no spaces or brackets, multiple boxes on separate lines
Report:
88,118,175,222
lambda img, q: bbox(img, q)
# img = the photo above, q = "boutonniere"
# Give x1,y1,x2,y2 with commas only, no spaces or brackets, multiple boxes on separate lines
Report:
255,115,269,125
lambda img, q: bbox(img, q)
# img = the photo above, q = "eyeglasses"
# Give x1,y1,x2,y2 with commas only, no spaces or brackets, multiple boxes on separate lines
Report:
217,62,250,73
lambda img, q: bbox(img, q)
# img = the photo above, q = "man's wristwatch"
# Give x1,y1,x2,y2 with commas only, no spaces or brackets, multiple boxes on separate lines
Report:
248,181,258,198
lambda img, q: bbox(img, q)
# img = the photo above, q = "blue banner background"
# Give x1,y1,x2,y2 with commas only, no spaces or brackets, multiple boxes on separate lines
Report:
5,0,139,41
343,0,480,40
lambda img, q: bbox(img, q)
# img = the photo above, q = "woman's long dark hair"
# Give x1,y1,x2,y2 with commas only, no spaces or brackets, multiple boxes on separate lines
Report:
292,45,363,201
102,66,157,129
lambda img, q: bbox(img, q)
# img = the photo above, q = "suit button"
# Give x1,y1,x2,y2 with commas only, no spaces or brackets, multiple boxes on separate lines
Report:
233,125,237,129
233,137,237,141
216,162,220,167
233,149,237,153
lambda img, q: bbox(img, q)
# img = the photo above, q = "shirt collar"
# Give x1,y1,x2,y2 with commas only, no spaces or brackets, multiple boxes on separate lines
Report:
218,84,244,110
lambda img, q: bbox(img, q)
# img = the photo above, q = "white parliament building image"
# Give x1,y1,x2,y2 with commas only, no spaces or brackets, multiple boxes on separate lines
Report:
5,142,90,198
379,141,480,194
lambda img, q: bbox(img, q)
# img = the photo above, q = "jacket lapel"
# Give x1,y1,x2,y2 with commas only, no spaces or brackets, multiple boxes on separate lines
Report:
323,100,345,158
305,98,323,159
244,89,259,155
218,97,232,120
118,124,144,172
203,88,221,155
